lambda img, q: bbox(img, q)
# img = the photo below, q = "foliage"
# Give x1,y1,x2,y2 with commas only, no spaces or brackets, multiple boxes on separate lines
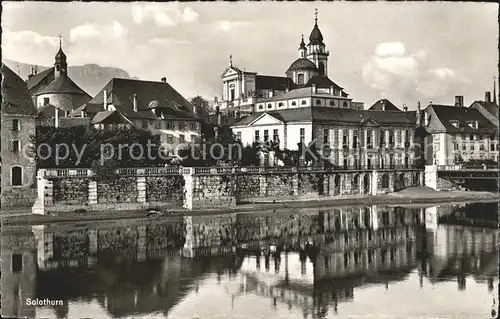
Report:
462,158,498,168
190,95,214,117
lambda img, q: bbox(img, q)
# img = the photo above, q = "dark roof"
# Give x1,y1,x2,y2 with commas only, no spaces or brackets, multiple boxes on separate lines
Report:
26,67,54,90
255,75,295,91
37,104,66,118
70,102,105,117
233,107,417,127
88,78,198,121
368,99,401,111
299,35,306,50
306,76,342,89
91,110,131,125
308,22,324,45
1,64,38,116
37,74,90,96
427,104,497,134
471,101,499,118
59,117,90,128
55,47,67,63
287,58,318,73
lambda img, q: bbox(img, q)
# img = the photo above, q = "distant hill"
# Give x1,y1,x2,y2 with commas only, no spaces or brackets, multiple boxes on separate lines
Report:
2,59,138,96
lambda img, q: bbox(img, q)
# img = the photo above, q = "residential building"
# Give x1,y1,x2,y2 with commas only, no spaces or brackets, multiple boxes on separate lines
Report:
1,64,38,209
469,91,499,127
420,96,499,165
89,78,201,149
26,40,92,126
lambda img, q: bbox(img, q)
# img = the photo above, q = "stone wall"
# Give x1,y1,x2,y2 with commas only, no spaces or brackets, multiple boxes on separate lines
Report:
97,177,138,204
53,178,89,205
146,176,184,204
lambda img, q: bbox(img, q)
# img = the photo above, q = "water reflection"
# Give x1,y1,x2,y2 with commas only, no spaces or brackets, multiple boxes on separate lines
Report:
1,203,498,319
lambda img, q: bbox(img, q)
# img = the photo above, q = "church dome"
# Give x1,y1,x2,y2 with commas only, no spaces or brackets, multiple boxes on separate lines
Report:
308,23,324,45
287,58,318,72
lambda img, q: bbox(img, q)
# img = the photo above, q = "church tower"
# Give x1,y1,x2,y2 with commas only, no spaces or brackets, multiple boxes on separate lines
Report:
298,35,307,58
306,9,329,77
54,36,68,78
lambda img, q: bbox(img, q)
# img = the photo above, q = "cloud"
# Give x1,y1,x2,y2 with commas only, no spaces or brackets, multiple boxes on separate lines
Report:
70,21,128,42
2,29,59,64
362,42,465,103
149,37,192,46
131,4,199,27
211,20,251,33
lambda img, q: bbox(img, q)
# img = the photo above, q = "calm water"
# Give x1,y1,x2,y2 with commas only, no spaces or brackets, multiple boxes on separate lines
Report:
1,202,498,319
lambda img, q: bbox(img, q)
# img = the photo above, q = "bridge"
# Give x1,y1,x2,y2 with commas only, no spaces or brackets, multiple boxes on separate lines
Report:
425,165,499,191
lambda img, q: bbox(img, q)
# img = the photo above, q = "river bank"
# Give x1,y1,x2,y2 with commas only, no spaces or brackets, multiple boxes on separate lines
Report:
2,187,497,226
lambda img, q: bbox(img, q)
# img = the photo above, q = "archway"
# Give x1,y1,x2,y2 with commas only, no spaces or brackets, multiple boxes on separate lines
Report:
413,172,420,186
381,173,389,189
363,174,370,194
394,173,406,191
352,174,360,194
334,175,341,195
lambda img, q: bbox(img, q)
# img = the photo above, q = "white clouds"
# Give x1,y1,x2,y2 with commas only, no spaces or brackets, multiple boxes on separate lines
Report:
131,4,199,27
211,20,251,33
2,29,59,64
363,42,465,103
149,37,192,46
70,21,128,42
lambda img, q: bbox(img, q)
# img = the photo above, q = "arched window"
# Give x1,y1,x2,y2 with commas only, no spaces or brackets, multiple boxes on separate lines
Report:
258,104,264,110
278,102,284,108
267,103,272,109
318,62,325,75
301,100,307,105
56,65,60,71
297,74,305,85
316,99,321,105
330,100,335,107
291,101,297,106
11,166,22,186
382,173,389,188
343,101,348,108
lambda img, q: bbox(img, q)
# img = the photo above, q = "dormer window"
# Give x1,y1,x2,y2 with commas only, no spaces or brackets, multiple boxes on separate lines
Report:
467,121,478,129
450,121,459,128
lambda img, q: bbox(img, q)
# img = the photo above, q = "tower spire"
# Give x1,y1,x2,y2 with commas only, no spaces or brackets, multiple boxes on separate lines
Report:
494,75,497,104
59,34,62,49
314,8,318,24
229,54,233,67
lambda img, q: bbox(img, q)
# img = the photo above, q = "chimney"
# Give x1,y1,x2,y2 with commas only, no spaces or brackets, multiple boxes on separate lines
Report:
215,105,222,126
311,84,317,94
485,92,491,103
454,95,464,107
416,101,421,126
403,104,408,112
133,94,137,112
161,77,166,83
103,90,108,111
214,96,218,103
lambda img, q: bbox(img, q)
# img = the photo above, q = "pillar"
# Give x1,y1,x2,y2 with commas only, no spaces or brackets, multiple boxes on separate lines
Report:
424,165,438,190
88,181,97,205
183,167,194,210
371,170,378,195
137,170,146,203
32,169,49,215
371,205,379,230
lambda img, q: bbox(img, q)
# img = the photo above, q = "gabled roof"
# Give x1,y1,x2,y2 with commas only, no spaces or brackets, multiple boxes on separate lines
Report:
26,67,54,90
221,66,243,78
255,75,295,91
233,107,417,127
470,100,499,119
248,112,284,125
88,78,198,121
1,64,38,116
70,102,105,117
424,104,497,134
36,74,91,97
306,76,342,89
91,110,132,125
37,103,66,118
368,99,401,111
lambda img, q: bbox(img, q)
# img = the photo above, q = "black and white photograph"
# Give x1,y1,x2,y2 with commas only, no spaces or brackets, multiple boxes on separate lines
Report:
1,1,499,319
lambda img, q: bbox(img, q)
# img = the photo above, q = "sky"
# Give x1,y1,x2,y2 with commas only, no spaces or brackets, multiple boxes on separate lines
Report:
2,2,499,108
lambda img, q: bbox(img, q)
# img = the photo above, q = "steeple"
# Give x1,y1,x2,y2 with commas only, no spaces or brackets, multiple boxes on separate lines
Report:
229,54,233,67
306,9,329,76
298,34,307,58
308,9,324,45
54,35,68,78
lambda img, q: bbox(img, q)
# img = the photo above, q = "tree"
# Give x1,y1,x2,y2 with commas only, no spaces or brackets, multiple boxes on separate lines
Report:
190,95,214,117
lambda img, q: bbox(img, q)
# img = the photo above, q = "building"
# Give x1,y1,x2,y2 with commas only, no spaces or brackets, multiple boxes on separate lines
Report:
88,78,201,149
26,39,92,126
420,95,499,165
1,64,38,210
368,99,407,112
216,11,364,118
469,91,499,127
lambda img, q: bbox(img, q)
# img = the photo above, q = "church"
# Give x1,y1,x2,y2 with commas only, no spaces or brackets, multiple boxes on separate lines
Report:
224,12,418,168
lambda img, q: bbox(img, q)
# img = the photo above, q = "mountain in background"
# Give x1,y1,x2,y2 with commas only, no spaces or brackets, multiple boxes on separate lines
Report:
2,59,138,96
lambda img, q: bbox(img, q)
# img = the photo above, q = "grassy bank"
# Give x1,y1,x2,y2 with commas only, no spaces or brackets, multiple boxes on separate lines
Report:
2,187,497,226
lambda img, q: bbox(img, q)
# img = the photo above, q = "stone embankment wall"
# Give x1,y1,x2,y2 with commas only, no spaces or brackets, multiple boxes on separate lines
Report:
34,166,423,214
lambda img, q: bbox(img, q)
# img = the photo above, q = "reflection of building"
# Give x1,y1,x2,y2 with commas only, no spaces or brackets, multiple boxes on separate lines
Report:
1,226,37,318
1,64,38,210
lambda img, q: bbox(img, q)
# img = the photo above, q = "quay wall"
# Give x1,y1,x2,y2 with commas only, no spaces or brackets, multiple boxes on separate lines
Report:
33,166,423,214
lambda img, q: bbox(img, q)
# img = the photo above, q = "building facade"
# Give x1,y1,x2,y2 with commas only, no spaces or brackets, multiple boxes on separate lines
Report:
420,96,499,165
89,78,201,150
1,64,38,210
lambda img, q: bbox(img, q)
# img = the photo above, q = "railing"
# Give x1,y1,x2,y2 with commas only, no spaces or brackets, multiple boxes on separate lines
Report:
437,164,499,171
41,164,423,178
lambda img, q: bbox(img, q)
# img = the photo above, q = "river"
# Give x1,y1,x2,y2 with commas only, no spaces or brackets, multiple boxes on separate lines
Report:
1,202,498,319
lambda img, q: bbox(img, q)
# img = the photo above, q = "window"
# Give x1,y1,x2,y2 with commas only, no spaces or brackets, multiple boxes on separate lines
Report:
491,143,495,151
12,254,22,273
343,156,348,169
389,130,394,145
297,74,305,85
11,166,22,186
264,129,269,142
300,128,305,143
471,144,475,151
454,143,459,151
258,104,264,110
301,100,307,105
462,144,467,151
141,120,148,129
352,130,358,149
343,134,348,148
43,97,50,105
179,122,186,131
12,119,20,132
405,130,409,145
330,100,335,107
480,144,485,151
179,134,185,144
12,140,20,153
267,104,272,109
323,129,329,144
291,101,297,106
167,134,174,144
343,101,348,108
154,121,161,129
273,129,279,142
190,122,197,130
367,130,372,148
469,135,474,141
166,122,175,130
237,131,242,141
380,132,385,146
316,99,321,105
278,102,284,108
255,130,260,142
